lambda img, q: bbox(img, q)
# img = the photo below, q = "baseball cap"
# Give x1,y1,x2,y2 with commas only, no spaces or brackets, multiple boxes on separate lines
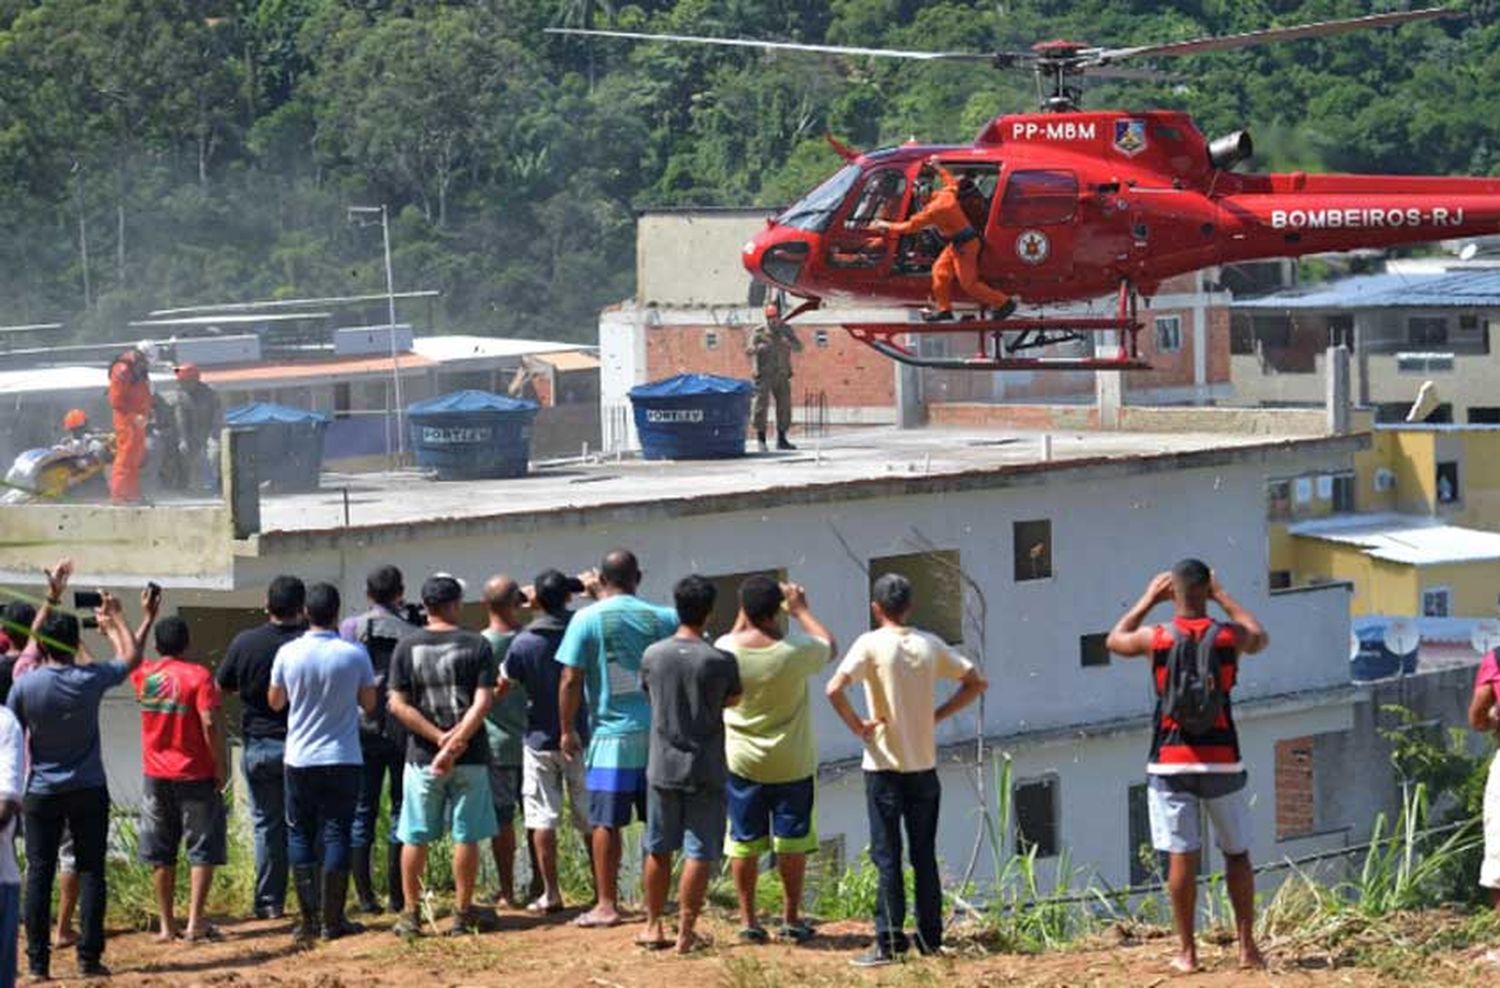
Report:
420,573,466,607
534,568,586,611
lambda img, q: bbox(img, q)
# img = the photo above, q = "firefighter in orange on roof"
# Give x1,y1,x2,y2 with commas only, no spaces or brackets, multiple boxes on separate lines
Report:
872,157,1017,322
107,344,153,503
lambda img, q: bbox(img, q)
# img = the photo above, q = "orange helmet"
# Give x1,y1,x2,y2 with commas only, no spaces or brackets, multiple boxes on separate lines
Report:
764,303,780,319
62,408,88,431
173,363,201,383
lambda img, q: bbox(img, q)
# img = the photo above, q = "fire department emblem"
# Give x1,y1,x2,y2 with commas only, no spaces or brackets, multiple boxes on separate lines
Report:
1113,118,1147,157
1015,229,1050,265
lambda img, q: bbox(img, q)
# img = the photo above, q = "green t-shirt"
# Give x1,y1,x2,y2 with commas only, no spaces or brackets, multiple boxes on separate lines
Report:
716,631,831,784
482,629,526,767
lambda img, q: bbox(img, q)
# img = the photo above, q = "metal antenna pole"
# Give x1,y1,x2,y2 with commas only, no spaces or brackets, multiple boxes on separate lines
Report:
380,205,405,457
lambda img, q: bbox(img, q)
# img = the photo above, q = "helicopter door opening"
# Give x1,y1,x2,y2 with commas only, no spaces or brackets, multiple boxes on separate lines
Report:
893,162,1000,277
825,167,909,269
996,169,1078,280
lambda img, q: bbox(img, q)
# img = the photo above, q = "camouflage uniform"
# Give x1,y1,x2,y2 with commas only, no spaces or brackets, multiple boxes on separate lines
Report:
748,316,801,449
172,379,221,491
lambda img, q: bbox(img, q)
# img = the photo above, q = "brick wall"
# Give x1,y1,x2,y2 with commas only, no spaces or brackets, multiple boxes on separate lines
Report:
1275,736,1316,840
644,323,896,411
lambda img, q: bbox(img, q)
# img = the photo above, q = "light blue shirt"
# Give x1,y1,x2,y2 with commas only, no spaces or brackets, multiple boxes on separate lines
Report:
555,594,677,738
270,630,375,768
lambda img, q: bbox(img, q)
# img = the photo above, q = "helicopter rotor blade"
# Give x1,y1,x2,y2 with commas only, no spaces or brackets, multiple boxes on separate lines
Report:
545,27,998,62
1088,7,1453,65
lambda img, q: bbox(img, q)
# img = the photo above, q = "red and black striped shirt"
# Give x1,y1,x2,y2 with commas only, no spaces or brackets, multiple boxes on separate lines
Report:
1148,617,1242,775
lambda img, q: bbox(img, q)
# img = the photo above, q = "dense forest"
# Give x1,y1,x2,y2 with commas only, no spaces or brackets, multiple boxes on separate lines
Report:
0,0,1496,343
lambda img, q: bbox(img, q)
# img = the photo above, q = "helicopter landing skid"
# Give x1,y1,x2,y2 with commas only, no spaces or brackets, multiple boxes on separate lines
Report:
842,306,1149,372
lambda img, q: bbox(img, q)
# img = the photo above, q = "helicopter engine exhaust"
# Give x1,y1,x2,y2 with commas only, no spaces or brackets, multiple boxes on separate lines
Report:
1207,130,1254,171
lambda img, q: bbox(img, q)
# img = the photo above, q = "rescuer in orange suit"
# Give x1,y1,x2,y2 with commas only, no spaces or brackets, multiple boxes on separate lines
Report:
107,345,153,503
873,157,1018,322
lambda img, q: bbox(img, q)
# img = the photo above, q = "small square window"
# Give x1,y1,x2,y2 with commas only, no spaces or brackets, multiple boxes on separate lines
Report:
1014,777,1059,858
1422,586,1450,618
703,568,785,639
1269,570,1292,591
1013,520,1052,582
704,329,719,350
814,329,830,348
1266,479,1291,521
1079,632,1110,667
869,550,964,644
1437,461,1460,504
1154,315,1182,353
1127,783,1168,884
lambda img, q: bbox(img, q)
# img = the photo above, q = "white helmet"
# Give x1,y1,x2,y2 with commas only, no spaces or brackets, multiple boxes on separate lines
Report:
135,340,161,365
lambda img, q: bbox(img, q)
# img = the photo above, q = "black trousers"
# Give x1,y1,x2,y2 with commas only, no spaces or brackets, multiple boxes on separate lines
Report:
24,786,109,974
864,769,943,955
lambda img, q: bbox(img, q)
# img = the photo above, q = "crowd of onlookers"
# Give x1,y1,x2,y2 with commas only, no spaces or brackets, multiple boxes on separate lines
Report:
0,549,1304,980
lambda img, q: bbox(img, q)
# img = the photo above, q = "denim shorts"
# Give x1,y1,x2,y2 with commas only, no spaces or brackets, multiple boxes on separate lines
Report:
138,778,228,867
644,786,726,862
1147,772,1251,856
397,763,498,846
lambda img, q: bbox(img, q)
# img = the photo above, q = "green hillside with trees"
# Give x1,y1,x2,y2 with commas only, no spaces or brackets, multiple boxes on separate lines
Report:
0,0,1495,342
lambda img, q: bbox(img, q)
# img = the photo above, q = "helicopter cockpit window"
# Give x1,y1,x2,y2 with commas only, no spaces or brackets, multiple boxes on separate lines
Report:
778,164,861,233
1001,169,1079,227
842,169,908,229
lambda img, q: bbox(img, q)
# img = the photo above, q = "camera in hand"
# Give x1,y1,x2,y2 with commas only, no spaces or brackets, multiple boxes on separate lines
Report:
401,603,428,627
73,590,103,610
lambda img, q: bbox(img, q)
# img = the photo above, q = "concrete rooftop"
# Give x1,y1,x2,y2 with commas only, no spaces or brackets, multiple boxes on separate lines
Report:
251,426,1356,548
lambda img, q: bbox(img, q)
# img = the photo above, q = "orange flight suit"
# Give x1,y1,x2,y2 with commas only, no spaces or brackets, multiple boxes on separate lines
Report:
884,166,1012,314
107,351,152,503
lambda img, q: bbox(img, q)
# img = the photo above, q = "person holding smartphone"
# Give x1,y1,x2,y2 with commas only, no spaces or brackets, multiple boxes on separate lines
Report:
8,560,159,980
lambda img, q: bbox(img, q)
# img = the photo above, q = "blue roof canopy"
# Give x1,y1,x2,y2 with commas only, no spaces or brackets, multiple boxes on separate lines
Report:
225,402,330,426
629,373,752,399
407,390,538,415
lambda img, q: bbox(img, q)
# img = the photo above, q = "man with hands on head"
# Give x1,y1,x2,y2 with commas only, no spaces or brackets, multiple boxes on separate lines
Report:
1105,561,1268,975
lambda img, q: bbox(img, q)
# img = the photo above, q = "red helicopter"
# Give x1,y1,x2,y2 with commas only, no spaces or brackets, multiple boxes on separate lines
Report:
553,8,1500,371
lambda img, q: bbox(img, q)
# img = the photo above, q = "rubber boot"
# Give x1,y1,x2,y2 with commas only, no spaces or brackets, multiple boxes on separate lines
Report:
777,430,796,451
351,846,381,915
292,866,321,944
386,842,406,914
321,869,365,940
757,430,769,453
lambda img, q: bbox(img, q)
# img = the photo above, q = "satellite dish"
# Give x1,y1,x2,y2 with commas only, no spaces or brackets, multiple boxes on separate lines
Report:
1472,620,1500,656
1460,242,1480,261
1349,630,1361,661
1382,619,1420,656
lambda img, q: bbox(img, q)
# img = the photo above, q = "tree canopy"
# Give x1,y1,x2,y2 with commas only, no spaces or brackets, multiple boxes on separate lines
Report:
0,0,1494,343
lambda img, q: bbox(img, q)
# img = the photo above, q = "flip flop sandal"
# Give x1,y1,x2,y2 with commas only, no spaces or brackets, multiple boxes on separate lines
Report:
183,924,224,943
678,932,715,954
527,898,566,915
634,936,674,951
738,926,770,944
573,912,623,929
777,921,815,944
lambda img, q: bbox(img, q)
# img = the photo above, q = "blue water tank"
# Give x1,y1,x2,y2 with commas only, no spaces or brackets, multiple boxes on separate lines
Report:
629,373,752,460
407,390,539,480
223,402,330,493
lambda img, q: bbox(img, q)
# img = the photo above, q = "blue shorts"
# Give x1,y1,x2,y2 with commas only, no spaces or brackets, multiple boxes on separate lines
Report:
585,733,648,829
644,787,726,862
726,773,818,858
397,762,498,846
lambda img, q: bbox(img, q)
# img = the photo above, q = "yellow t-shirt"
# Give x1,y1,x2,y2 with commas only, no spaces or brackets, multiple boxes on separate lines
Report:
717,632,831,784
836,626,973,773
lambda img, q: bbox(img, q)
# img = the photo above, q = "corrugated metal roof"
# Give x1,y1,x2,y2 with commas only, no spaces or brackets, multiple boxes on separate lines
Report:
411,335,587,363
1290,512,1500,565
0,366,174,397
530,350,599,372
200,352,435,386
1234,268,1500,310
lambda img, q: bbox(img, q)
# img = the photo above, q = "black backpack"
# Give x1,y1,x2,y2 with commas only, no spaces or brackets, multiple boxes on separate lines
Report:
1162,622,1228,737
356,611,414,744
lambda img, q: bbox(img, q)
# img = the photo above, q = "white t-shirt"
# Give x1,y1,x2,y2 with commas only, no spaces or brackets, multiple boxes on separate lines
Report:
836,626,974,773
0,705,23,885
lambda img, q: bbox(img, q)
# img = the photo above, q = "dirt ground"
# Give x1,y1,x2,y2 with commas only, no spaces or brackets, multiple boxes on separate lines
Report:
40,907,1495,988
